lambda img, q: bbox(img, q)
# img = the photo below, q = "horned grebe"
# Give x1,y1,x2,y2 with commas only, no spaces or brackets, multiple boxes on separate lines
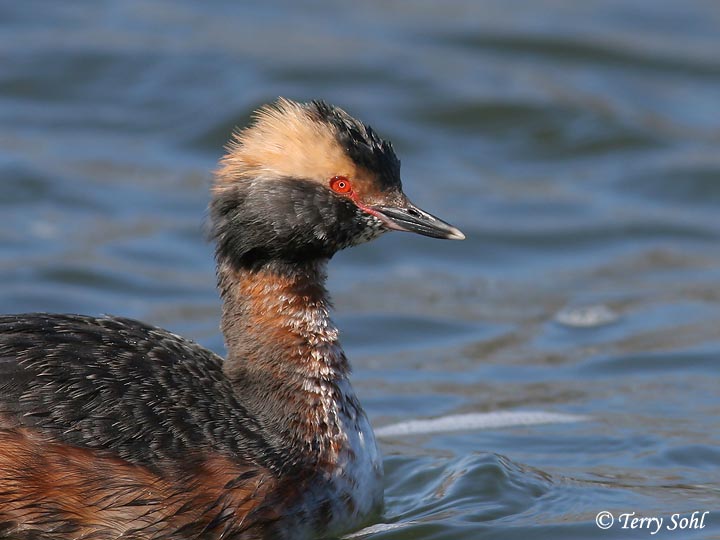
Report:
0,99,464,539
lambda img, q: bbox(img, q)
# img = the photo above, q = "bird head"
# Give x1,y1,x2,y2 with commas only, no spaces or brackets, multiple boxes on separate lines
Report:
211,98,464,269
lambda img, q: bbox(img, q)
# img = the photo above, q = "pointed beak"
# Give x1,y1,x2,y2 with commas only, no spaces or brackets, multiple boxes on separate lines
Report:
370,199,465,240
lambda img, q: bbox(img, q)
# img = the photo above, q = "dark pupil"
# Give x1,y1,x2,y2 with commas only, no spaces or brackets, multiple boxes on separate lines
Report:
339,182,345,188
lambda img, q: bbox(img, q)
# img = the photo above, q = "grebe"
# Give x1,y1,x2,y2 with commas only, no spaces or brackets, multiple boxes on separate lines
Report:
0,99,464,539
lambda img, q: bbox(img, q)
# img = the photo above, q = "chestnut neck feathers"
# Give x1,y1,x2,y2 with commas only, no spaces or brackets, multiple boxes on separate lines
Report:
217,259,349,466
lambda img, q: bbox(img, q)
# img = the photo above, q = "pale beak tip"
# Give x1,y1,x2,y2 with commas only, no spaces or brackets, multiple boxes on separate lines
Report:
446,227,466,241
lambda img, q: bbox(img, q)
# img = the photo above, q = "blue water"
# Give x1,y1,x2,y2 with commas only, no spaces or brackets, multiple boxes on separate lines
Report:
2,1,720,538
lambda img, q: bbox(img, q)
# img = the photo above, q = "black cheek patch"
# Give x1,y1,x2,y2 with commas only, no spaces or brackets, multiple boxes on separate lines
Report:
211,178,365,270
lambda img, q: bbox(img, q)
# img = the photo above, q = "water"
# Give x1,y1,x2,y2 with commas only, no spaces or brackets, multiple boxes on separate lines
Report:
2,1,720,538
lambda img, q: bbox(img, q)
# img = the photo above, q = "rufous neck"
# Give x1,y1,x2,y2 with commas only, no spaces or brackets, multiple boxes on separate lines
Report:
217,258,348,383
217,257,357,467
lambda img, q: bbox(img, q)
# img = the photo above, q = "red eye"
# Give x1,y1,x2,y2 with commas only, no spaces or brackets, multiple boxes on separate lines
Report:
330,176,352,194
